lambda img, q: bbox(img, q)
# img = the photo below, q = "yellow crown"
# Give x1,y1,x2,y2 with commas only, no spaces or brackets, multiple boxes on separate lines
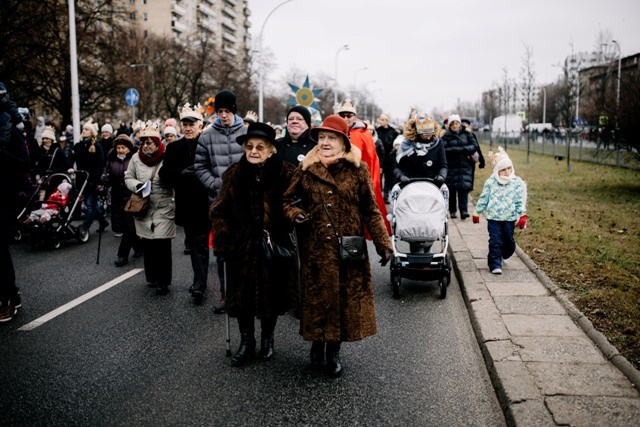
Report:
180,102,204,121
334,98,357,115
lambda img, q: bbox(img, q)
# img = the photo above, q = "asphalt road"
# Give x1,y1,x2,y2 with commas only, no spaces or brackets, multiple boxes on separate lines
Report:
1,224,505,426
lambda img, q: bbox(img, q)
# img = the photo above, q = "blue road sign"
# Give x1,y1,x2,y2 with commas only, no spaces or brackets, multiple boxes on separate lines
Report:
125,88,139,107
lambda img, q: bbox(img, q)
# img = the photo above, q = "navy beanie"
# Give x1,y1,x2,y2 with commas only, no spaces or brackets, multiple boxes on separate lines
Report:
287,105,311,128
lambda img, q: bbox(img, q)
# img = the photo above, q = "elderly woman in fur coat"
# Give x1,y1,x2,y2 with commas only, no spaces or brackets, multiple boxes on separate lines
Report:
209,122,297,367
283,115,393,377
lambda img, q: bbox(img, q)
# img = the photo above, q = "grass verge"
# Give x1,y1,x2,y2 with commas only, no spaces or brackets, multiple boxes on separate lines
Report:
471,143,640,369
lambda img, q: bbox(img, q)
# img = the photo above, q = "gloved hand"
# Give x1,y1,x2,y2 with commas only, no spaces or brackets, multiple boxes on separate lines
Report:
400,175,410,183
379,249,393,267
434,175,445,187
16,122,24,131
479,159,485,169
472,214,480,224
516,214,527,229
181,165,196,175
294,214,309,224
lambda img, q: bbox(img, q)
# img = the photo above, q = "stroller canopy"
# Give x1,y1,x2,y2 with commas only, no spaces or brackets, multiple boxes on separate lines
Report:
394,182,446,242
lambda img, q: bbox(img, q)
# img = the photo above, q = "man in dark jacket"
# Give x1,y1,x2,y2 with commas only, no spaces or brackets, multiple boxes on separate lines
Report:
160,103,210,303
275,105,316,167
375,114,399,202
194,90,247,312
0,82,29,322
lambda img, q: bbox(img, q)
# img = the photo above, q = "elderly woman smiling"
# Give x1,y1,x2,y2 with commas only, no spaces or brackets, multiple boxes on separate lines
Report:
283,115,392,377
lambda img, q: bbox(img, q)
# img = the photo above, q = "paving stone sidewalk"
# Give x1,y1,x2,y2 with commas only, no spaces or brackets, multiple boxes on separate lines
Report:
447,213,640,426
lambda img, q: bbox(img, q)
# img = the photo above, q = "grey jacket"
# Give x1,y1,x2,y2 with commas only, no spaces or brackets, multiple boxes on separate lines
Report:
194,116,246,203
124,153,176,240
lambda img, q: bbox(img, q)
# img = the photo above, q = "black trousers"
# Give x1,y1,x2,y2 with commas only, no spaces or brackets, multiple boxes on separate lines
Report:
142,238,172,287
183,223,211,291
0,211,17,300
117,229,142,259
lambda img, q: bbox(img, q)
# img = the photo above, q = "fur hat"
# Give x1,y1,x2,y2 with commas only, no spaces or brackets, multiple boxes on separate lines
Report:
41,125,56,142
237,122,277,146
334,98,357,116
57,180,72,196
214,90,237,113
448,114,461,125
310,115,351,152
138,122,162,145
179,102,204,122
287,105,311,128
163,126,177,136
113,134,134,151
82,119,98,137
488,146,514,176
101,123,113,134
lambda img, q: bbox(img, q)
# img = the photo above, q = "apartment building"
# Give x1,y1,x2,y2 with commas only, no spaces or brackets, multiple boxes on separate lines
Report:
125,0,252,58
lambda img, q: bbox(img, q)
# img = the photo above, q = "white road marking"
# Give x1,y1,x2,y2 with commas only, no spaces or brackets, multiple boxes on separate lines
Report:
18,268,144,331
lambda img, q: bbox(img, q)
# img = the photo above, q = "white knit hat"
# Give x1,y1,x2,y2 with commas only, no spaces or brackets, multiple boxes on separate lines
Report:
448,114,461,124
41,125,56,142
101,123,113,134
488,146,514,176
163,126,177,136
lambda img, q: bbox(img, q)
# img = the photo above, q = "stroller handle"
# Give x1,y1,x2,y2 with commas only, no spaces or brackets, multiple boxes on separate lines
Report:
398,177,438,189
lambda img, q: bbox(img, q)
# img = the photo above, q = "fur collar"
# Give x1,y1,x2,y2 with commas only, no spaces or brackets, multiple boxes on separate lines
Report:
300,145,362,170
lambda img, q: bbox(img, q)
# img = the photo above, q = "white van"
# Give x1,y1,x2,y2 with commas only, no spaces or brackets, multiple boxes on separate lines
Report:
492,115,522,142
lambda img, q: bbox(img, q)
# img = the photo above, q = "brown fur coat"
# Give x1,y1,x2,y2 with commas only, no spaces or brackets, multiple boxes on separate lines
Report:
283,145,392,342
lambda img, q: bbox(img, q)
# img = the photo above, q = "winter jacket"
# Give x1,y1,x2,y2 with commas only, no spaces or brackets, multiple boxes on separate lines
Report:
34,143,71,177
394,138,447,182
124,153,175,240
275,128,316,166
194,116,246,203
376,124,399,170
160,136,210,230
283,145,392,342
442,129,478,191
209,155,296,318
105,148,134,233
74,137,105,193
474,175,527,221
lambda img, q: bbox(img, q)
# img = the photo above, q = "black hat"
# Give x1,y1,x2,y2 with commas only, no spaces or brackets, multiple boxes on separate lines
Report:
113,134,134,151
214,90,237,114
287,105,311,128
236,122,277,146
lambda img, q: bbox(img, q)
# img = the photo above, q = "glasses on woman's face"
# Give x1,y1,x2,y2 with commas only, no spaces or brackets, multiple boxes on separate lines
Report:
244,143,268,152
141,138,155,145
339,113,354,119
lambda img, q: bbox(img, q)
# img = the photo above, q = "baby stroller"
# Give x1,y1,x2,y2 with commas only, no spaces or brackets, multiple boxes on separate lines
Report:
16,171,90,249
389,178,451,299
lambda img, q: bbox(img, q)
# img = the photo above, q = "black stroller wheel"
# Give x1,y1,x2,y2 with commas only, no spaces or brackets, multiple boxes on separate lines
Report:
391,268,401,299
76,226,89,243
13,229,22,242
439,278,447,299
50,239,61,250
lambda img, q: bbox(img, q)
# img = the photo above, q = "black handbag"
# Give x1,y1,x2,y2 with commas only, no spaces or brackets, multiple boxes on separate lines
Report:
263,229,297,260
316,181,366,264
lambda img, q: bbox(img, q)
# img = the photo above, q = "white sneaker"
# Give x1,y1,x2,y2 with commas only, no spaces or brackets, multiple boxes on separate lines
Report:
502,258,509,265
491,268,503,274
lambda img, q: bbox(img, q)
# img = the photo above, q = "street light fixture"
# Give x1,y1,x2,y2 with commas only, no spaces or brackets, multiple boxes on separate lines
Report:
352,67,368,93
130,63,156,118
257,0,296,122
611,40,622,129
334,44,349,108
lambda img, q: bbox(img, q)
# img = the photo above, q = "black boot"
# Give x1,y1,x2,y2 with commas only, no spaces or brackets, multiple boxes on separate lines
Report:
310,341,325,370
325,341,342,377
231,316,255,367
259,317,277,361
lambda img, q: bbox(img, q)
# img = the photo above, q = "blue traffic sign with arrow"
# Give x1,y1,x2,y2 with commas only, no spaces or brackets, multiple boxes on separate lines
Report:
125,88,139,106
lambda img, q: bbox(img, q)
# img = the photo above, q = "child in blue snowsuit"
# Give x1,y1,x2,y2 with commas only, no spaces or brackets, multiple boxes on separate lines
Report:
472,147,527,274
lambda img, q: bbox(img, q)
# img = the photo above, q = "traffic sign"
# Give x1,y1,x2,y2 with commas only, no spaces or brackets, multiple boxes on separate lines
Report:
125,88,139,107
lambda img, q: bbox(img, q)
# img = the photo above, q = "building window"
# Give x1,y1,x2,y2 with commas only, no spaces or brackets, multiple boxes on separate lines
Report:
129,12,136,20
143,12,147,21
129,0,135,4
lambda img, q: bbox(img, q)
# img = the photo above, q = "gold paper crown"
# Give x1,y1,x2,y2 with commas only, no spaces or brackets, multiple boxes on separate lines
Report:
334,98,357,115
179,102,204,121
415,115,438,135
138,121,161,141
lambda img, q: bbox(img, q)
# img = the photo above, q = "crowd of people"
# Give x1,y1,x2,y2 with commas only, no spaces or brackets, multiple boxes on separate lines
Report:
1,82,526,378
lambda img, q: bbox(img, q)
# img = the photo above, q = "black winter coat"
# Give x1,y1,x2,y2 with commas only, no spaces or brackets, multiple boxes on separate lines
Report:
442,129,478,191
105,148,134,234
74,138,105,194
275,128,316,167
209,155,296,319
34,143,71,177
160,136,210,230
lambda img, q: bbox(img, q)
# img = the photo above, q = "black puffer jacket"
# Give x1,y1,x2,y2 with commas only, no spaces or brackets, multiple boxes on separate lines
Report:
442,129,477,191
275,128,316,167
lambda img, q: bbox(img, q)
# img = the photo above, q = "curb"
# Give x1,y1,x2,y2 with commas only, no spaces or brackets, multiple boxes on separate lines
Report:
514,245,640,390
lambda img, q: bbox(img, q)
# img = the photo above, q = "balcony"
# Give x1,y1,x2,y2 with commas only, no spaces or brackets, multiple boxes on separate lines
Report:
171,19,187,33
223,6,238,19
197,3,215,17
225,0,238,7
199,18,216,33
221,17,237,31
172,2,186,16
222,31,237,44
223,45,238,56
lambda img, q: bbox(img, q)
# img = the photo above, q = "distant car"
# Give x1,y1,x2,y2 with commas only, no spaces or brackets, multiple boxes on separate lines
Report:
480,125,490,132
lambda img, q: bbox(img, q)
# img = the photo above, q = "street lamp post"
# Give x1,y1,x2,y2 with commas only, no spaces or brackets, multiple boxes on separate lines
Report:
541,85,547,123
334,44,349,108
612,40,622,129
130,63,156,118
257,0,296,122
352,66,368,98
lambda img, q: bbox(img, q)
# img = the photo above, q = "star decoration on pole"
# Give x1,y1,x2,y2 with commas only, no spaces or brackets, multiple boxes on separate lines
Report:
288,75,323,112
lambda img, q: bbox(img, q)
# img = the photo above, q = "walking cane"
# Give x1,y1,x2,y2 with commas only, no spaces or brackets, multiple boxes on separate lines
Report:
96,223,102,264
224,261,231,357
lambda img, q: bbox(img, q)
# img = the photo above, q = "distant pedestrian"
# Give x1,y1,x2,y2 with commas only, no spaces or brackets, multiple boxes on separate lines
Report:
375,113,399,202
472,147,527,274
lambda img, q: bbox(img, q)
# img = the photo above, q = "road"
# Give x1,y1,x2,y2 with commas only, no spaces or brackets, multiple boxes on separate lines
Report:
1,225,505,426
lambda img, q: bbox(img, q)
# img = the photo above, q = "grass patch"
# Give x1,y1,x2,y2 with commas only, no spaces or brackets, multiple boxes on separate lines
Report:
471,143,640,368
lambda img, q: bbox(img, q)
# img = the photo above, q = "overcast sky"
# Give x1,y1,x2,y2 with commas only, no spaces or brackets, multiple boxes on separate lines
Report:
246,0,640,120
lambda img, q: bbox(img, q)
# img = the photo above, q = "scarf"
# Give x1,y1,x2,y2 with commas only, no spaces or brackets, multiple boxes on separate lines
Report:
138,140,165,166
396,138,440,163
